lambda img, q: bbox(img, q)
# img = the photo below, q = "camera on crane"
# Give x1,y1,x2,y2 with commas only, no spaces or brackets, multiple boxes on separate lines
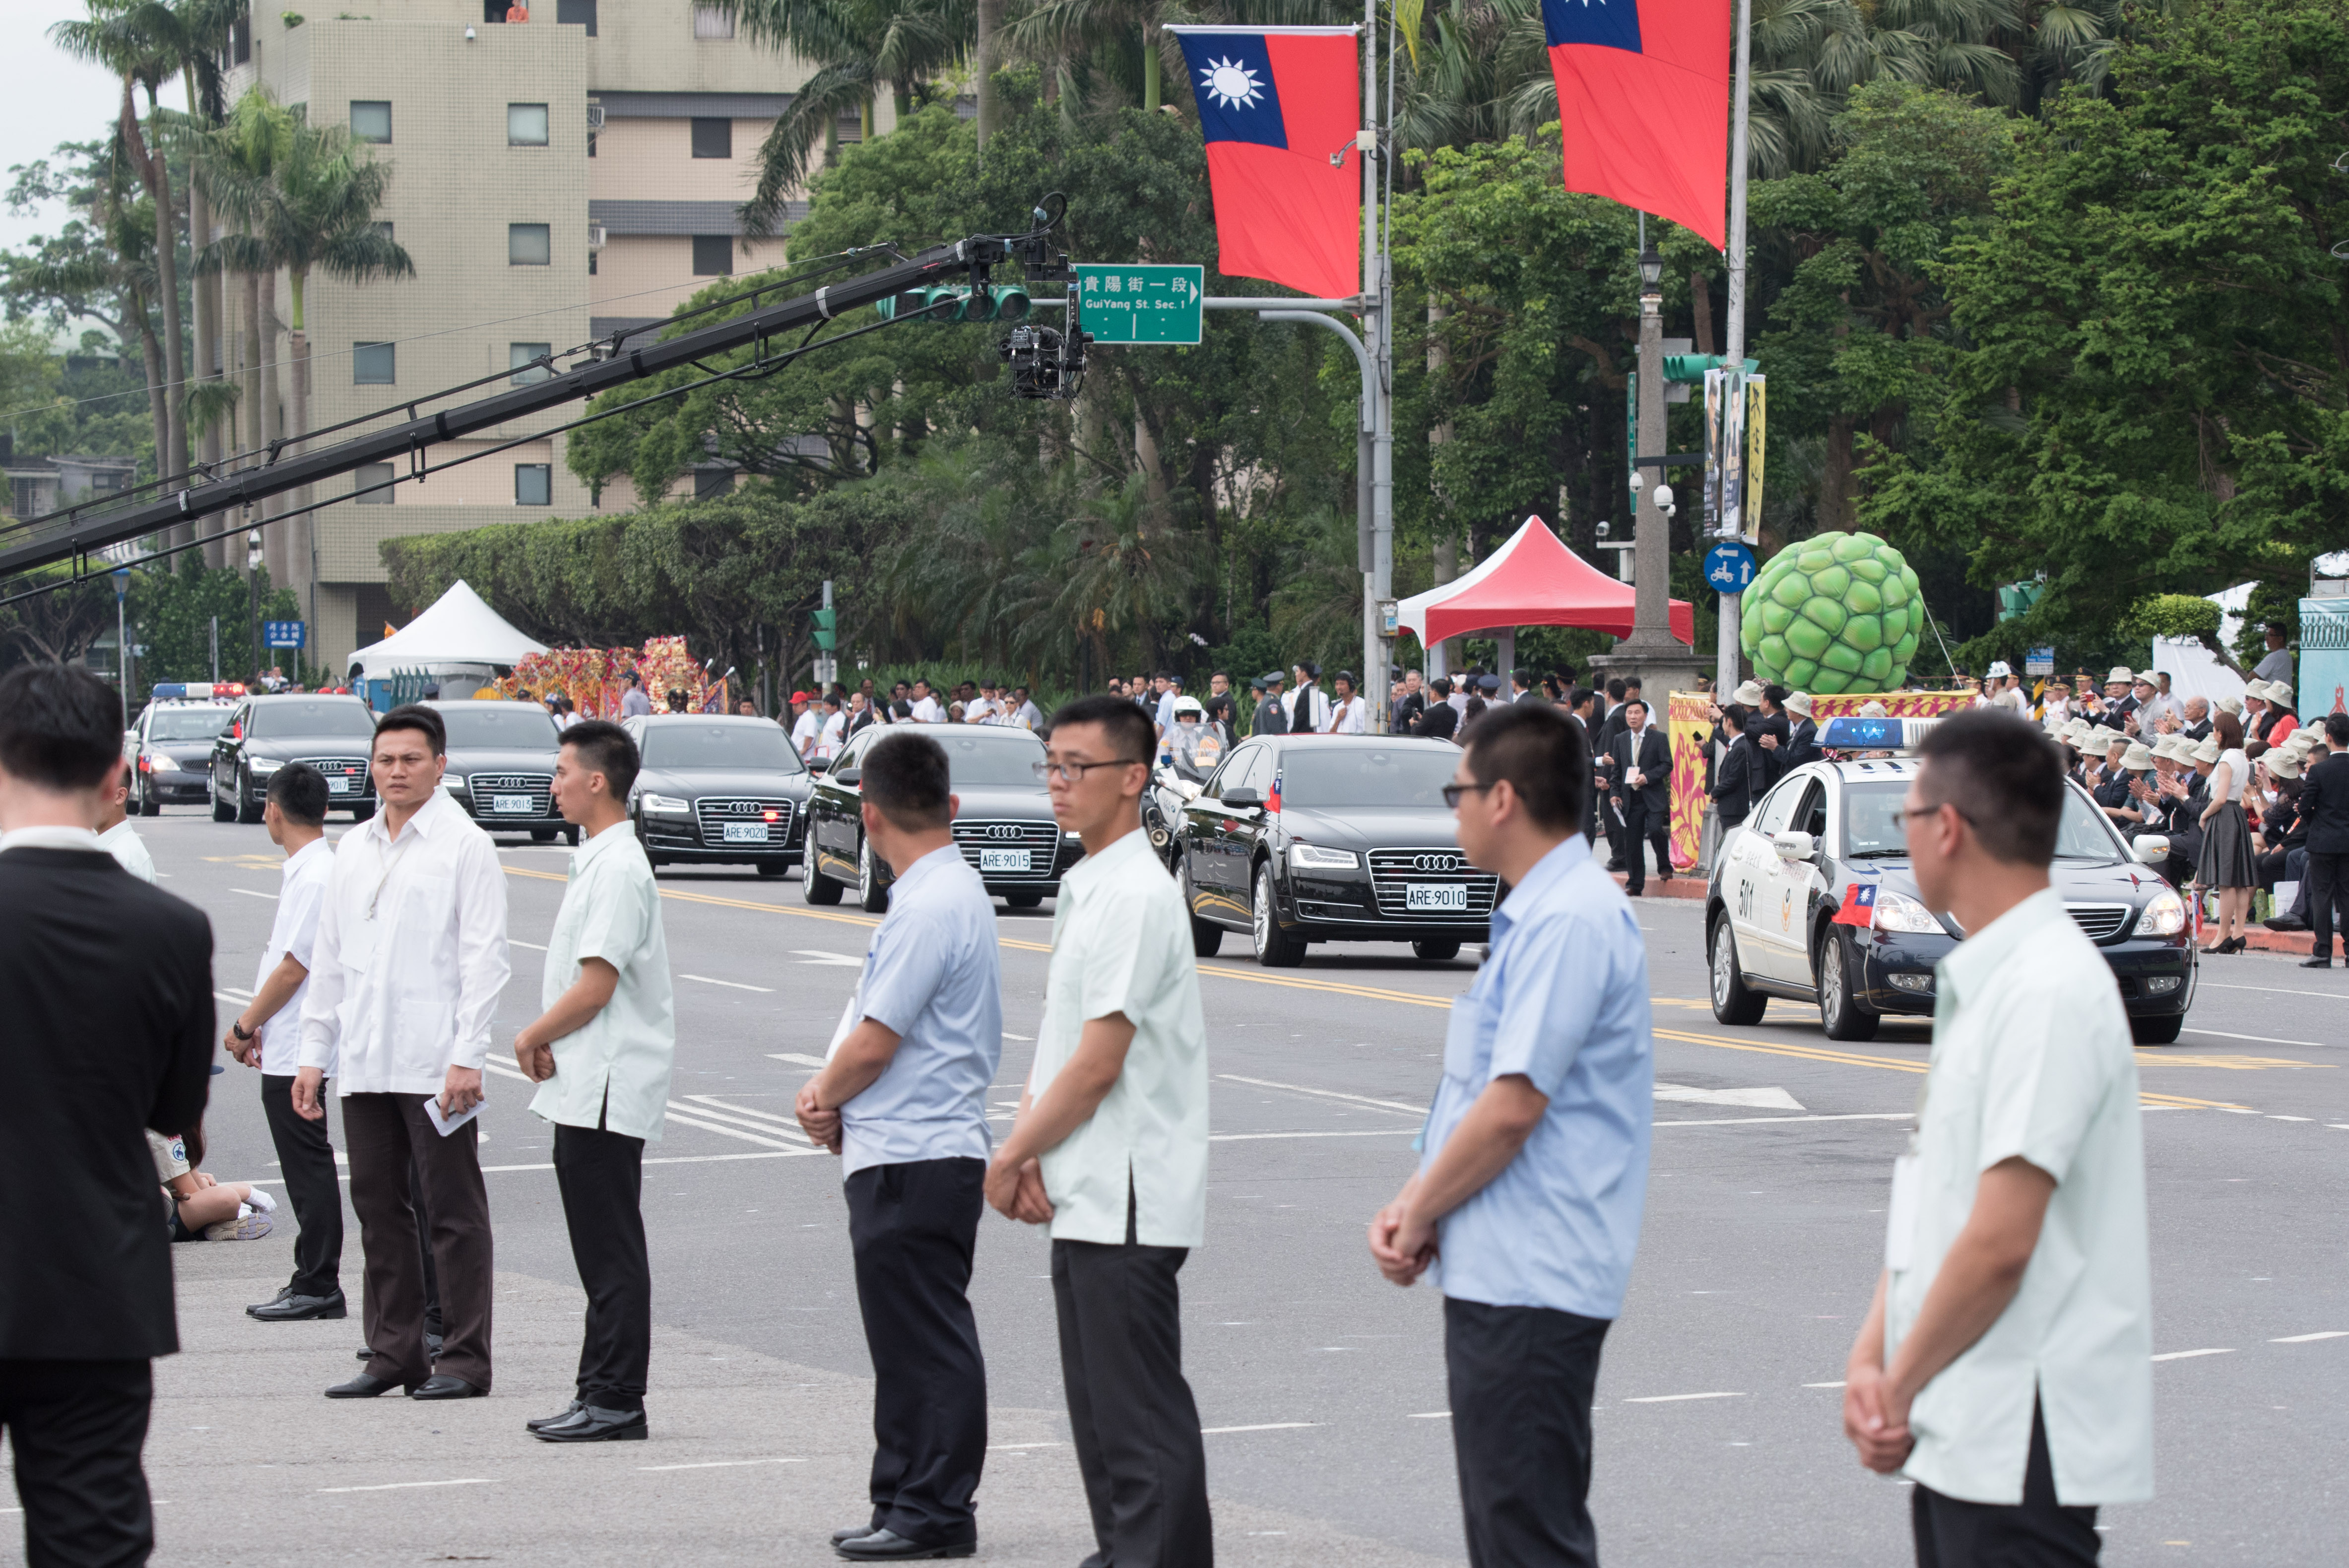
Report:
1000,323,1091,401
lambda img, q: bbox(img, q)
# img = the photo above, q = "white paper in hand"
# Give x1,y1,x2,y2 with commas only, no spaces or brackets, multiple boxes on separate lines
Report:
824,988,861,1063
424,1092,484,1138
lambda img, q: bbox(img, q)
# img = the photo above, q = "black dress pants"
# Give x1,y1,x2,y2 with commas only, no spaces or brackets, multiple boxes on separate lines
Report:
553,1119,651,1412
846,1157,987,1544
1621,797,1669,892
261,1072,343,1299
1444,1297,1609,1568
2308,850,2348,959
342,1092,493,1389
1912,1399,2101,1567
0,1358,153,1568
1051,1195,1212,1568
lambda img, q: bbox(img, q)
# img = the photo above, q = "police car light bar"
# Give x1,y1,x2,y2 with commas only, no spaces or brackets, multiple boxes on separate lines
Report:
150,682,245,700
1820,716,1942,753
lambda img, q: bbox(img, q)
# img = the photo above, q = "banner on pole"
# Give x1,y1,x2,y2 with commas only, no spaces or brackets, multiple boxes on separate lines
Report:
1742,374,1766,544
1703,366,1748,540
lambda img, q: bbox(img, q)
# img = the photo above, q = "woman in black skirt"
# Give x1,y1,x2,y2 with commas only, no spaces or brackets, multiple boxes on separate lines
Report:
2197,712,2257,953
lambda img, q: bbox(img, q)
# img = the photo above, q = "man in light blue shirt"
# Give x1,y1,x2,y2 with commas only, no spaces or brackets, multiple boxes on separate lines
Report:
1370,703,1652,1568
797,731,1002,1562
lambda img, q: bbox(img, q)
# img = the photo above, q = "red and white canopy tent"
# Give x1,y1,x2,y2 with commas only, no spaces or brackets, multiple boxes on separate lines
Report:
1396,516,1695,678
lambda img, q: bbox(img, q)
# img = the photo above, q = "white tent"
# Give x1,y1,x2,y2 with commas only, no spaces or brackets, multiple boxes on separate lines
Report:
345,581,546,686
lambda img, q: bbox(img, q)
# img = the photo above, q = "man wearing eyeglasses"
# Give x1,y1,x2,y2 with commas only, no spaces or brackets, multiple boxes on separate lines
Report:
1370,703,1651,1568
987,695,1213,1568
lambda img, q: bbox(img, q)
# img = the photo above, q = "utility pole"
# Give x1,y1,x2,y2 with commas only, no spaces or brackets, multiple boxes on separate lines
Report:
112,568,130,728
1718,0,1756,695
1361,0,1394,734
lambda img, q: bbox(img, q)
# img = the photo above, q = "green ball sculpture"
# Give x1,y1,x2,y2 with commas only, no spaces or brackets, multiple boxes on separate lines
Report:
1740,530,1925,696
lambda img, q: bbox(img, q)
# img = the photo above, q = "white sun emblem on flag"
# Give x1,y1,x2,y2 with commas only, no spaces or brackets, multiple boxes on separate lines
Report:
1200,57,1265,111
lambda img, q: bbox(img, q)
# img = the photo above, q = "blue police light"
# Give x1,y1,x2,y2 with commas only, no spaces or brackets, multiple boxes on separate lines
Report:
1822,716,1911,752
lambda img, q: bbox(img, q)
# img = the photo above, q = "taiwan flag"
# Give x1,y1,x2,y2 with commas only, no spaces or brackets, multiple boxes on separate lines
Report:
1544,0,1731,248
1830,883,1879,927
1170,26,1361,300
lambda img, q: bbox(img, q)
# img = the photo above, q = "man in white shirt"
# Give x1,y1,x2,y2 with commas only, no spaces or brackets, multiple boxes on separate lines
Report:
94,778,154,883
1284,662,1333,734
297,704,511,1402
814,692,848,763
789,692,822,759
1150,672,1180,741
910,679,944,724
796,732,1003,1560
1008,686,1044,731
988,696,1212,1568
1326,671,1368,734
1843,710,2151,1562
228,764,345,1322
967,681,1001,726
514,721,673,1444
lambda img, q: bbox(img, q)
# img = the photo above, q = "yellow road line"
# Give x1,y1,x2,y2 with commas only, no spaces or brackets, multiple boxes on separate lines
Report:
1653,1027,1929,1075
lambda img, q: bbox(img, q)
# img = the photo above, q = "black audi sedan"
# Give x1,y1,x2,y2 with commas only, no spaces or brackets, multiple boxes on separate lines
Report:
210,693,380,822
619,713,813,876
128,695,238,814
1173,735,1493,967
1706,749,2197,1044
803,724,1076,912
424,700,575,845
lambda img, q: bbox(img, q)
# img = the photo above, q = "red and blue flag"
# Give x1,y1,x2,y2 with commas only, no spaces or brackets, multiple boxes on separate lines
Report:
1830,883,1879,927
1543,0,1730,248
1170,26,1361,300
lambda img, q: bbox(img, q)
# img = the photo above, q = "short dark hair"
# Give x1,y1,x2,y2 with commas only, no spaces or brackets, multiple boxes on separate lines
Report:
0,664,121,791
1212,670,1229,682
1569,685,1596,713
375,703,447,756
1430,676,1452,698
1915,709,2064,866
2327,713,2349,746
1046,694,1155,765
1624,697,1649,718
1606,677,1626,701
862,731,953,829
267,761,330,826
1624,676,1643,691
2213,710,2244,750
562,719,639,799
1720,704,1748,732
1512,668,1532,686
1763,683,1789,708
1462,702,1587,833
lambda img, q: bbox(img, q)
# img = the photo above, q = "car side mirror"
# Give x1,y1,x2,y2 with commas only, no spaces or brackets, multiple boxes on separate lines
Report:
1222,787,1263,809
806,757,829,774
831,767,860,786
2132,835,2169,865
1771,830,1816,862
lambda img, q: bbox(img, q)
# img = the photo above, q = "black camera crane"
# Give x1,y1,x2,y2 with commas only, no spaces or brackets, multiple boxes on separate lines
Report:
0,199,1090,586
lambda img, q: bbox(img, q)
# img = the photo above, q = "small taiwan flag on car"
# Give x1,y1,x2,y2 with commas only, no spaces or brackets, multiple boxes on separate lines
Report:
1830,884,1879,927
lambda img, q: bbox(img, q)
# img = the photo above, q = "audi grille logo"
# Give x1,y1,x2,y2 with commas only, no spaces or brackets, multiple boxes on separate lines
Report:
725,801,758,815
984,824,1024,840
1410,852,1464,873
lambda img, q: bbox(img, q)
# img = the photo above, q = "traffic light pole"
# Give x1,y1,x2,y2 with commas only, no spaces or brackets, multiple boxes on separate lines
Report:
1718,0,1756,696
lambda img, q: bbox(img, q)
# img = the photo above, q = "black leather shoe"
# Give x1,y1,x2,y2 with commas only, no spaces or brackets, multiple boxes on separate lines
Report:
409,1374,486,1401
354,1330,441,1361
325,1372,415,1399
250,1290,346,1321
834,1529,976,1561
526,1400,585,1434
2300,956,2334,969
832,1526,880,1547
533,1404,646,1443
2265,915,2308,931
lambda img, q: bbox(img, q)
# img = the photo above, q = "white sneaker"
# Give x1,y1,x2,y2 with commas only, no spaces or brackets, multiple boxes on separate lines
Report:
206,1213,273,1241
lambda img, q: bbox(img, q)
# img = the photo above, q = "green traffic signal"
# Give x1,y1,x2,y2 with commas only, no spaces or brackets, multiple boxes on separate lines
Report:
874,284,1033,325
1662,353,1761,384
811,607,838,651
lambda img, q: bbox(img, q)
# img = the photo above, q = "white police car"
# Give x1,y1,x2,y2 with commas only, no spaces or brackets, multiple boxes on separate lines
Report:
125,684,246,815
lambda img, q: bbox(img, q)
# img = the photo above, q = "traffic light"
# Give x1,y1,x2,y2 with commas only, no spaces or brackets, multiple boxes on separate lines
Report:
811,607,838,651
875,283,1032,325
1663,353,1760,385
1996,581,2045,622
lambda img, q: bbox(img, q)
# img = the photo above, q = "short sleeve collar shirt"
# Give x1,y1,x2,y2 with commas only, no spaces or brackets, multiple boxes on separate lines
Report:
841,845,1003,1176
529,823,675,1139
256,836,335,1073
1031,828,1209,1247
1419,835,1652,1318
97,820,155,883
1889,887,2153,1506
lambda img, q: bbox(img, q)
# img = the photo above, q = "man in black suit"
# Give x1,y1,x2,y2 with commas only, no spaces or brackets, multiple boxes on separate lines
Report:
1608,698,1673,894
1567,688,1601,846
1594,678,1633,869
1781,692,1822,771
2298,714,2349,969
1413,678,1460,742
0,663,214,1568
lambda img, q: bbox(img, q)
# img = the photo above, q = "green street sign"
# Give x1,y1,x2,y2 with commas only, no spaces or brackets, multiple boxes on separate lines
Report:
1075,264,1203,345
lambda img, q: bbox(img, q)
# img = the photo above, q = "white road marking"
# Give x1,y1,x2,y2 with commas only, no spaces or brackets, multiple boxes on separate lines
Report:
1407,1411,1451,1419
1210,1129,1418,1142
1803,1381,1847,1389
479,1149,824,1174
769,1052,828,1067
1217,1074,1426,1115
681,1095,804,1130
317,1478,495,1494
1656,1083,1804,1111
1657,1112,1911,1127
1201,1423,1319,1434
2270,1115,2313,1122
681,973,775,992
2273,1331,2349,1343
230,887,277,900
987,1442,1061,1450
2151,1348,2234,1362
2196,981,2349,1001
511,939,548,951
791,949,864,967
2183,1028,2326,1048
1626,1392,1745,1404
638,1458,806,1472
1004,1032,1034,1041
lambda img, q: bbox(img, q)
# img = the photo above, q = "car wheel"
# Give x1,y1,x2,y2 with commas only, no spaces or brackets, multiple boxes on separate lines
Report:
2130,1013,2184,1045
857,836,889,913
757,859,789,878
1003,888,1045,909
1708,915,1767,1026
802,846,845,905
235,769,265,824
1412,939,1462,963
1179,857,1223,957
1251,863,1306,968
1816,927,1879,1041
349,799,376,821
530,828,556,843
211,773,235,823
137,776,159,817
564,826,580,847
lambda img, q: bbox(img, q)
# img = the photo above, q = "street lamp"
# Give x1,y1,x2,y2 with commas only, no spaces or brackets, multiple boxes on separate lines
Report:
247,531,263,686
1638,246,1665,294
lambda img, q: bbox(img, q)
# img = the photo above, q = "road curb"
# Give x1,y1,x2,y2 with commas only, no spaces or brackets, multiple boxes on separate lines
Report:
1611,871,1707,903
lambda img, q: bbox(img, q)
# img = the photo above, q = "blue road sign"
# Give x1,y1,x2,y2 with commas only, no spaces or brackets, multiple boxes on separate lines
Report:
1704,541,1758,594
263,620,307,649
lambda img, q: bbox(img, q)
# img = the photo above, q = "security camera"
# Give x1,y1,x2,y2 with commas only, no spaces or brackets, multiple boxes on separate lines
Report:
1596,519,1610,538
1653,483,1675,511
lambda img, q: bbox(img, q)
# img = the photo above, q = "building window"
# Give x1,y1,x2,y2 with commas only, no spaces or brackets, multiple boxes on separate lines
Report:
372,221,393,243
695,466,733,501
692,5,735,39
509,223,552,265
588,252,598,275
508,103,549,146
556,0,598,33
353,341,395,384
511,342,552,384
691,235,733,276
355,462,396,504
587,131,597,158
690,117,732,159
350,101,392,144
515,464,553,506
231,15,251,64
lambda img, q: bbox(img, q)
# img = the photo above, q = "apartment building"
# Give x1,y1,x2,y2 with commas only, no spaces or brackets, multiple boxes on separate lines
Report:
224,0,860,672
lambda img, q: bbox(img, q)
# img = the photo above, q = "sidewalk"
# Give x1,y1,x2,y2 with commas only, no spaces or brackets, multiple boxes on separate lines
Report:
34,1248,1453,1568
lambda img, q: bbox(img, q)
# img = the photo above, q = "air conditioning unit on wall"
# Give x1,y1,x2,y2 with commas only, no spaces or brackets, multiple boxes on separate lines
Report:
588,224,607,250
586,102,605,130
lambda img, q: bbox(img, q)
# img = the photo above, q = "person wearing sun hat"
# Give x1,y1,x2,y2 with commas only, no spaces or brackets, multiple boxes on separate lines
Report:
2091,667,2136,731
2261,680,2299,747
1782,691,1822,769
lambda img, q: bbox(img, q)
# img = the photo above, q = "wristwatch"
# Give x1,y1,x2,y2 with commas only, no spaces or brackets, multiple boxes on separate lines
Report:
230,1020,255,1042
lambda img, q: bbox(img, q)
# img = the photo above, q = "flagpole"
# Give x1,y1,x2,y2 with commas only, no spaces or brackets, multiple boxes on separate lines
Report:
1717,0,1754,697
1360,0,1392,734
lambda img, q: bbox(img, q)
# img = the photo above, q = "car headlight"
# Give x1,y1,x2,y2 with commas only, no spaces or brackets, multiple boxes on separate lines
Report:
1871,888,1944,934
2140,888,2187,937
1289,843,1361,870
440,773,467,790
643,793,691,816
247,757,281,775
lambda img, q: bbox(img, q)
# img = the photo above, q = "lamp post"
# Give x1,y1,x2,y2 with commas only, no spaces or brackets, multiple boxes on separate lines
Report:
247,531,263,686
111,568,130,729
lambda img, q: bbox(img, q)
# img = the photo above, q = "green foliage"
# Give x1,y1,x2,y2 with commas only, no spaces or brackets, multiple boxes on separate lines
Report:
129,556,299,683
2122,593,2220,644
1742,529,1925,693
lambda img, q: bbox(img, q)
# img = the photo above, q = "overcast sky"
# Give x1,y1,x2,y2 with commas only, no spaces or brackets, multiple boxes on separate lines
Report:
0,0,185,261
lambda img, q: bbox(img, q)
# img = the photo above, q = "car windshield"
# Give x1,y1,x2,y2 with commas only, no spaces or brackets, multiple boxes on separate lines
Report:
938,732,1047,785
641,721,805,772
1842,780,2121,861
149,708,231,741
1277,747,1459,808
435,704,559,749
248,700,377,739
